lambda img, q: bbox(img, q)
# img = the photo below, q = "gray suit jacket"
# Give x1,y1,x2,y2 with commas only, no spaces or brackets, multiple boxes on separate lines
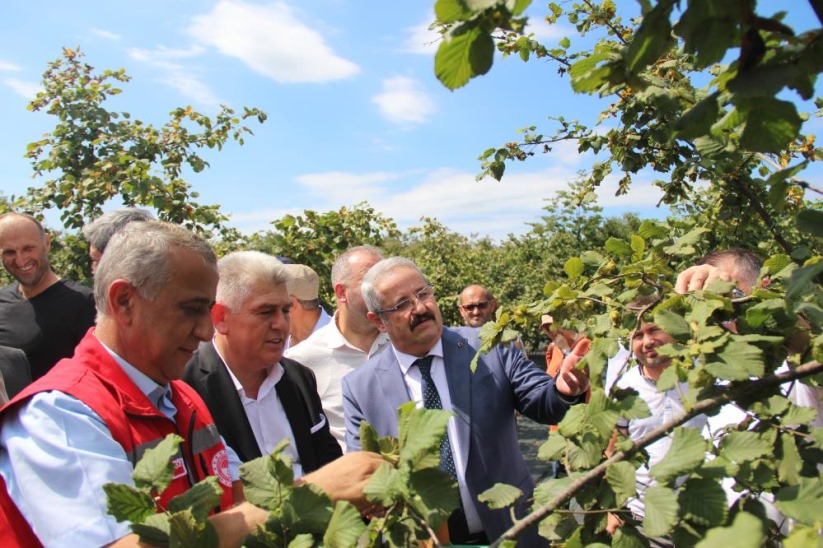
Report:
342,326,580,542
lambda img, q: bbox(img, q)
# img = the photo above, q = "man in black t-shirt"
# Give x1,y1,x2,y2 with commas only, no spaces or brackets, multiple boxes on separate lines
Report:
0,213,96,381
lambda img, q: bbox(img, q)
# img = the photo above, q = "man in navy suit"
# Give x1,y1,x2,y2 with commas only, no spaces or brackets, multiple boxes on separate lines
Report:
342,257,590,544
184,250,341,477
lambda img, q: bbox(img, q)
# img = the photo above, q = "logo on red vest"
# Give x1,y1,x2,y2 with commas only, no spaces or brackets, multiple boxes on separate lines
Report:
171,457,187,480
212,449,232,487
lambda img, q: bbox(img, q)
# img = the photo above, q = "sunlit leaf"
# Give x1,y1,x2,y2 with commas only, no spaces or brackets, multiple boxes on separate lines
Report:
650,427,706,484
643,485,679,538
695,511,764,548
478,483,523,510
132,433,182,493
323,501,367,548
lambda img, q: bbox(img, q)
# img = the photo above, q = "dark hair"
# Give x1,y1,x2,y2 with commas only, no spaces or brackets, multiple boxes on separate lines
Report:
697,248,762,290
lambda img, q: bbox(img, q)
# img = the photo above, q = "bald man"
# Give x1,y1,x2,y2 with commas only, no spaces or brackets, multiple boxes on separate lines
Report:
457,284,498,327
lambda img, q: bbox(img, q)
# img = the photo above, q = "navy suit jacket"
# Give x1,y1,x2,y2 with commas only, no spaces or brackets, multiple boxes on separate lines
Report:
184,342,341,473
342,326,580,541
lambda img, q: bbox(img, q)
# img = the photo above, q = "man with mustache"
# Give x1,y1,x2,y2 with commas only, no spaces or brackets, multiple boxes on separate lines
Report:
342,257,590,545
0,212,96,381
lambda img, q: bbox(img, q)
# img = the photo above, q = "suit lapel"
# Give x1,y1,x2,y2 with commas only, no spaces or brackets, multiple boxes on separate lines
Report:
374,350,413,436
441,329,473,469
276,366,316,472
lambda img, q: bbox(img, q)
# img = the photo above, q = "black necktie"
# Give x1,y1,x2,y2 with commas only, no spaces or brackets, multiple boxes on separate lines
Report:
414,355,457,479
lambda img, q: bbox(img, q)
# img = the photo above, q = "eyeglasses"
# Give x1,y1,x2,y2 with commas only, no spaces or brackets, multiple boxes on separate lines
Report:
376,284,435,315
460,301,489,312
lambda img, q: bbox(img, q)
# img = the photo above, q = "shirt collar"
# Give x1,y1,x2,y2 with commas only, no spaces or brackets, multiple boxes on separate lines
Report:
395,338,444,375
96,335,170,411
211,339,283,398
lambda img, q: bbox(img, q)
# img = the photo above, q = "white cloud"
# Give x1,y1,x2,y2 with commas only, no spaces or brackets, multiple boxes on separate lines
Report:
91,28,120,40
127,45,220,109
188,0,359,83
0,61,21,72
372,76,435,125
524,17,573,43
402,19,441,54
282,166,666,240
4,78,40,99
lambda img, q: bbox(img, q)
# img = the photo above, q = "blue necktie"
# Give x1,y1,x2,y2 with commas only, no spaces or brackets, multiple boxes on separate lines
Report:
415,356,457,479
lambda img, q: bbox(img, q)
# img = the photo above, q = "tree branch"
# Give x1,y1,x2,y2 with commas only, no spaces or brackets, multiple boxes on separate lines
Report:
490,360,823,546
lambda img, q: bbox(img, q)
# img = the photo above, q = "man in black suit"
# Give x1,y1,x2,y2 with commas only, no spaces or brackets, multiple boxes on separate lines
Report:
184,250,341,476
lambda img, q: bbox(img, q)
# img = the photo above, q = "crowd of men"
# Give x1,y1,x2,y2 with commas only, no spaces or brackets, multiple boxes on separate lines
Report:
0,208,819,546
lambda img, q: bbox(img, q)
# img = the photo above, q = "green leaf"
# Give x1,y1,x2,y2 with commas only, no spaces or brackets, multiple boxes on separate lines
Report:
407,467,460,523
435,24,494,90
678,478,728,527
643,485,679,538
570,50,612,93
719,431,770,463
478,483,523,510
738,98,803,153
564,256,584,280
797,209,823,238
167,477,223,522
359,421,380,453
240,452,292,510
776,433,802,485
717,341,764,379
363,462,400,507
786,260,823,300
695,512,764,548
606,461,637,507
434,0,472,23
663,227,709,255
283,483,333,534
398,406,452,469
538,433,567,461
653,309,691,340
605,237,633,257
630,234,645,261
783,525,823,548
131,513,171,546
673,92,720,140
104,482,157,524
650,427,706,484
167,508,219,548
775,476,823,524
624,2,675,74
323,501,367,548
533,476,573,506
132,433,182,493
612,525,648,548
781,403,820,427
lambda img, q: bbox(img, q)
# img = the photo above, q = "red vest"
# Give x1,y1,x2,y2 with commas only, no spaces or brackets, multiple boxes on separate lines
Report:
0,332,234,546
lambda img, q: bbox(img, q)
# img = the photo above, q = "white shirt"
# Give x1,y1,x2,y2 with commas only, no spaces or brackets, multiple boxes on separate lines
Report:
393,340,484,535
615,365,708,517
213,343,304,479
285,313,389,451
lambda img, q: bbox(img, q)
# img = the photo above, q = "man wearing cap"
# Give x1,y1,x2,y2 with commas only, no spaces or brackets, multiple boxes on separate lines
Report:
283,264,332,349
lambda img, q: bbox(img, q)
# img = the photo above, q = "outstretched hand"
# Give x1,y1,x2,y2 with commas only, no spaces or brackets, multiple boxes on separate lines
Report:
555,337,591,397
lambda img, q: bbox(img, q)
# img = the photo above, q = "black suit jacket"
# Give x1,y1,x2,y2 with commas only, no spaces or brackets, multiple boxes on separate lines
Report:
183,342,341,473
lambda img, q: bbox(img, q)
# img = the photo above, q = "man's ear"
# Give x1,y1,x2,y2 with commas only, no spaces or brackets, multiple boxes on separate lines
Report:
367,311,388,333
108,279,136,324
211,302,229,335
333,283,347,303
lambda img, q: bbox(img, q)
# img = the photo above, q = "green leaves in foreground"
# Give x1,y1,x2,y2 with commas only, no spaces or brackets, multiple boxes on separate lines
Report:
104,434,222,547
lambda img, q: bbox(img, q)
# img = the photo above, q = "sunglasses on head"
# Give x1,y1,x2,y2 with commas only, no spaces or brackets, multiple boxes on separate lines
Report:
461,301,489,312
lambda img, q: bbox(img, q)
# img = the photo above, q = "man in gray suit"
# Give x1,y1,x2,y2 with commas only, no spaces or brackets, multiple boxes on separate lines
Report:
342,257,590,544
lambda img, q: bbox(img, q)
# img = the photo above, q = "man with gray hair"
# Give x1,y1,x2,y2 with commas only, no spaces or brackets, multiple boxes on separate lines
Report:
0,222,382,546
286,245,388,449
82,207,155,273
184,250,341,476
343,257,591,544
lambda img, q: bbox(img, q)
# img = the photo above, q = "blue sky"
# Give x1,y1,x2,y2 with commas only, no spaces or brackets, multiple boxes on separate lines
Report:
1,1,819,240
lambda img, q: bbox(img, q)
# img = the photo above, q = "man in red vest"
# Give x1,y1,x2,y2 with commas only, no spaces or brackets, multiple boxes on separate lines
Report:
0,221,381,547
